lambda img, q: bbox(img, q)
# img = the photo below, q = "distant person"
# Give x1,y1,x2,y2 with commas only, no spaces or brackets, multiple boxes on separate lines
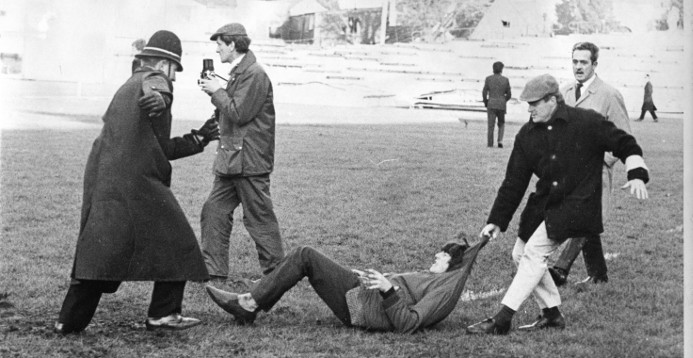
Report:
548,41,632,288
131,38,146,73
55,30,219,334
197,23,285,282
482,61,512,148
466,74,649,335
206,235,489,333
637,74,658,122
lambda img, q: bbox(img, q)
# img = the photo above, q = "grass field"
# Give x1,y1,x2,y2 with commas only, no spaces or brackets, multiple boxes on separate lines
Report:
0,113,683,357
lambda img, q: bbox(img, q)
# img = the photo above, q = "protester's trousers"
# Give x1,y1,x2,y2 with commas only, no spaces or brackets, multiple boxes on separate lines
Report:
201,174,284,277
486,108,505,147
57,280,185,332
251,246,360,325
501,222,561,311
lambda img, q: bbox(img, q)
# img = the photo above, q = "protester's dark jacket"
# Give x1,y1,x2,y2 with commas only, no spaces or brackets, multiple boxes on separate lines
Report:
211,50,275,177
487,104,647,242
72,68,209,281
347,237,488,334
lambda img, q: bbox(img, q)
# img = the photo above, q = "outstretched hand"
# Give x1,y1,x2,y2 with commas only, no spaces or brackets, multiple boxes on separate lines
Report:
621,179,648,200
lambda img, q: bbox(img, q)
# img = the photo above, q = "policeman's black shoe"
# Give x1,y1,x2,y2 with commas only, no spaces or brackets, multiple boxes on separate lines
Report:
466,318,510,335
549,267,568,287
517,314,566,331
497,143,503,148
206,285,257,325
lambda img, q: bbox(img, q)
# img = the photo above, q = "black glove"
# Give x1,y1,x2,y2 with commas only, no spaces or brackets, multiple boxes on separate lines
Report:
138,91,167,117
191,117,220,146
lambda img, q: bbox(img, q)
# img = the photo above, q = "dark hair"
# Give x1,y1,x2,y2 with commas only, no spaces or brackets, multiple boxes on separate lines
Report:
441,233,470,272
492,61,504,74
219,34,251,53
572,41,599,63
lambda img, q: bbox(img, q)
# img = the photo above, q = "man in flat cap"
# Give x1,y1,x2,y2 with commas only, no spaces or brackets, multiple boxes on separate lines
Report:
466,74,649,335
55,30,219,334
198,23,285,283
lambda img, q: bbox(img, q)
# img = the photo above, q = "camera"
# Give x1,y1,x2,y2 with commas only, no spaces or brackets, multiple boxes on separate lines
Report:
201,58,214,80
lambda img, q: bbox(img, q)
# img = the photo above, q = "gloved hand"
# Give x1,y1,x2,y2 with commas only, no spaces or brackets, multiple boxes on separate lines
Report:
138,91,167,118
191,117,220,146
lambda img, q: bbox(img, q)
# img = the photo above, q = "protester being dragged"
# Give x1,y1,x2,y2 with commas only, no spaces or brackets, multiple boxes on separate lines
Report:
207,234,489,334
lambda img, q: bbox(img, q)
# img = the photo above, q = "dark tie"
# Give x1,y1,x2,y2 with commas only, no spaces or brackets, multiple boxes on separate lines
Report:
576,83,583,101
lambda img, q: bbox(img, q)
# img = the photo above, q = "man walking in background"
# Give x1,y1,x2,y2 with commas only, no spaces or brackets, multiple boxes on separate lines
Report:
198,23,285,283
549,41,632,288
482,61,512,148
637,74,658,121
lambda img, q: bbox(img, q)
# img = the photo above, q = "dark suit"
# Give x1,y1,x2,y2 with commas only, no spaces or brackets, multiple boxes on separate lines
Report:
482,73,511,147
639,81,657,120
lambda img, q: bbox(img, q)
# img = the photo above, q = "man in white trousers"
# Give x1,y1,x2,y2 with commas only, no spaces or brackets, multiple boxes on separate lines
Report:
466,74,649,335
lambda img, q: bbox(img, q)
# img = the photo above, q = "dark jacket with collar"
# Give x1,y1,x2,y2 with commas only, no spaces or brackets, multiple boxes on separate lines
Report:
211,50,275,177
487,103,646,242
482,73,512,111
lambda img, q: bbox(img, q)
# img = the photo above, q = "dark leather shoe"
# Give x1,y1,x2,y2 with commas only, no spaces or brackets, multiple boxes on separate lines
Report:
145,314,202,331
240,278,260,292
549,267,567,287
517,314,565,331
206,285,257,325
497,143,503,148
466,318,510,335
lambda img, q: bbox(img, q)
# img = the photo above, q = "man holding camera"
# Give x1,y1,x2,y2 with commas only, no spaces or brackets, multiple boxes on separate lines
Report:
55,30,219,334
198,23,285,282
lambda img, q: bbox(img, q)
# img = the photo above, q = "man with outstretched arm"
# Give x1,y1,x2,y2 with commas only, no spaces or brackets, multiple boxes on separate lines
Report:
466,74,649,335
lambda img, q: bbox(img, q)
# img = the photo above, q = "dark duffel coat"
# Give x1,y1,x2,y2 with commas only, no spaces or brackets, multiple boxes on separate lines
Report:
487,104,644,243
71,68,209,282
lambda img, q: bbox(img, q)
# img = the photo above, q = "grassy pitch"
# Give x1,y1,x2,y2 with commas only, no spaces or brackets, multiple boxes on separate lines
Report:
0,115,682,357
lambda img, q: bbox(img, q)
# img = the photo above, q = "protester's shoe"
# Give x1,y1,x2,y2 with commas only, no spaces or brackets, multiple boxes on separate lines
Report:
53,322,84,335
575,274,608,292
635,118,644,121
466,318,510,335
548,267,568,287
145,314,202,331
206,285,257,325
517,314,566,331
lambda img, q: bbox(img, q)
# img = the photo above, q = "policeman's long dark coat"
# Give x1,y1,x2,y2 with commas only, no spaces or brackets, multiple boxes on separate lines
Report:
71,69,209,281
487,104,644,242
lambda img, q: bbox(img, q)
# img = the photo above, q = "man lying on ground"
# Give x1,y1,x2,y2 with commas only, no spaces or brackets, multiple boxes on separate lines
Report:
206,235,488,333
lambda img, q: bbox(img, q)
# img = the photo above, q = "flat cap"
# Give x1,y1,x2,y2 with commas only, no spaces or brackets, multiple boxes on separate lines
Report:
519,74,559,102
210,23,247,41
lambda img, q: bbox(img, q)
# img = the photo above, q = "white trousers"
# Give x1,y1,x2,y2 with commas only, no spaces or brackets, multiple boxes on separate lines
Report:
501,222,561,311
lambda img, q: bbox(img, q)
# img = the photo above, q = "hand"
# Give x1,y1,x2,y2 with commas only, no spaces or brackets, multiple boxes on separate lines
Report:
198,77,223,95
480,224,500,240
363,269,393,292
621,179,648,200
138,91,166,117
191,117,220,145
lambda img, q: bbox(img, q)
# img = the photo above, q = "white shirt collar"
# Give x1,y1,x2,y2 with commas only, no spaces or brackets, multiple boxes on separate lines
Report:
578,73,597,91
229,54,245,72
